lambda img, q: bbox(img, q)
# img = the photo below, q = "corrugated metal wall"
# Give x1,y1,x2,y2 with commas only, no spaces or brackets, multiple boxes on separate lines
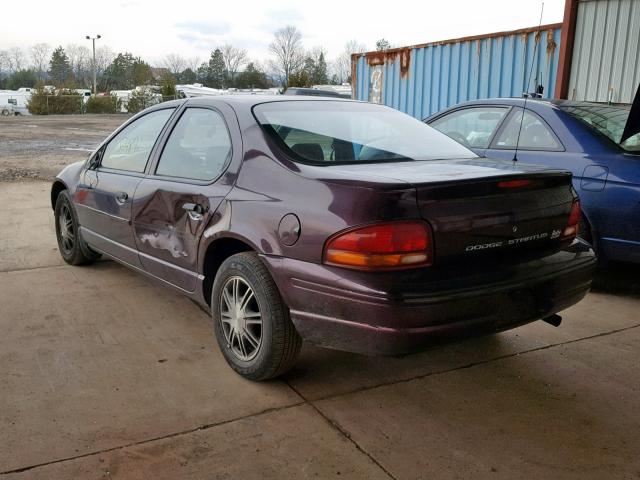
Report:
568,0,640,103
352,24,562,119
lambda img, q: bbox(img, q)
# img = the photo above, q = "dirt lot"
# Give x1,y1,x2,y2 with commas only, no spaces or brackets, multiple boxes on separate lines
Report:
1,115,639,479
0,114,128,182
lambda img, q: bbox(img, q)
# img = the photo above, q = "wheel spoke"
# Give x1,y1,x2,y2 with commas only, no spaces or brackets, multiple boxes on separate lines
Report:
233,278,239,305
238,332,248,357
244,329,260,348
239,289,254,312
222,287,233,311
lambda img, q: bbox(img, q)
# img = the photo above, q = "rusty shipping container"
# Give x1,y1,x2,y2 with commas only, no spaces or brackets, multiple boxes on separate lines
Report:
351,23,562,118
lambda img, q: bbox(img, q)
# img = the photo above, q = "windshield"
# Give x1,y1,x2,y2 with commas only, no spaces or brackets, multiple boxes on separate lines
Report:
253,101,476,164
559,102,640,152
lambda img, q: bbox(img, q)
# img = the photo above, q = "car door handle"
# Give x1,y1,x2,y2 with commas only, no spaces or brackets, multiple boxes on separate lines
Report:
182,202,205,221
115,191,128,204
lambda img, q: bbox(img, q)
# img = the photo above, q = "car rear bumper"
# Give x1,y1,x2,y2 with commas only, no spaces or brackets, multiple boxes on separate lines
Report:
262,240,596,356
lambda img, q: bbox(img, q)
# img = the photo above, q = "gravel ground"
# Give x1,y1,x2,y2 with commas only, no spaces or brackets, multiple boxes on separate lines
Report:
0,114,130,182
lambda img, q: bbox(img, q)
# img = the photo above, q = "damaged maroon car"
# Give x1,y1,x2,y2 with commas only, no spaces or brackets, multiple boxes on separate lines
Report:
52,97,595,380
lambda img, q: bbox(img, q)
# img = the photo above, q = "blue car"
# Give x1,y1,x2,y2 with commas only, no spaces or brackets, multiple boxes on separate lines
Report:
425,97,640,264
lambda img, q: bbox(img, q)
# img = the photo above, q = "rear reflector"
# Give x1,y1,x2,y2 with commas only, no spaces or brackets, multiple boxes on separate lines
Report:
323,221,433,270
562,200,581,240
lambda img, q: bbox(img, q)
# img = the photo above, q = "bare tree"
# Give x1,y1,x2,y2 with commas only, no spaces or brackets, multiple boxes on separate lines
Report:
30,43,51,80
9,47,25,72
66,44,91,83
163,53,186,76
334,39,366,84
220,44,248,80
185,56,200,72
94,46,115,75
0,50,11,74
268,25,305,86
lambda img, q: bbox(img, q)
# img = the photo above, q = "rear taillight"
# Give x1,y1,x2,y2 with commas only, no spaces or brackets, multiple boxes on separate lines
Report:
562,200,580,240
323,221,433,270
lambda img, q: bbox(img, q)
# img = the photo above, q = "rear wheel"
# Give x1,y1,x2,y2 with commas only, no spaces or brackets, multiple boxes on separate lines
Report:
211,252,301,381
54,190,101,265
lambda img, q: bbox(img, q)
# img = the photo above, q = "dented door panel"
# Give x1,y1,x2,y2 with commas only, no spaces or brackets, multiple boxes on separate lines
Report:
131,181,231,291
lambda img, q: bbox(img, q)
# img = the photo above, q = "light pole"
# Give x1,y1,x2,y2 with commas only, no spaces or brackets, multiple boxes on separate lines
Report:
85,34,101,94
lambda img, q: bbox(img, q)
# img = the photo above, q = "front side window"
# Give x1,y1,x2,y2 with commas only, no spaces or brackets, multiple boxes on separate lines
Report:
430,107,508,149
156,108,232,181
493,108,562,151
101,108,174,172
254,101,475,164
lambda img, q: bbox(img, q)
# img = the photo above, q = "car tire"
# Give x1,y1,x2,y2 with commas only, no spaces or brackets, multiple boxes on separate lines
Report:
1,109,10,116
54,190,101,265
211,252,302,381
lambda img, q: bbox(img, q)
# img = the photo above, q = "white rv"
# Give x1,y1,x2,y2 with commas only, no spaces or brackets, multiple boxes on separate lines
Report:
0,90,31,115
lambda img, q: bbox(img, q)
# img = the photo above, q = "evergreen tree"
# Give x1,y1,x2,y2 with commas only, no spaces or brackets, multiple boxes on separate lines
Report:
132,59,152,86
207,49,226,88
102,53,152,90
160,71,177,96
180,68,197,84
234,63,269,89
313,52,328,85
6,69,37,90
196,63,209,85
302,56,315,83
48,46,71,87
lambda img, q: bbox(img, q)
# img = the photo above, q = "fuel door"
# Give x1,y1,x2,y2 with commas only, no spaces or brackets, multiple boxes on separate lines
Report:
580,165,609,192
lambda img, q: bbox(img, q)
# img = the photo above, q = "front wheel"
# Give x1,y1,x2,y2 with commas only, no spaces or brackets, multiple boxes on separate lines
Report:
54,190,101,265
211,252,301,381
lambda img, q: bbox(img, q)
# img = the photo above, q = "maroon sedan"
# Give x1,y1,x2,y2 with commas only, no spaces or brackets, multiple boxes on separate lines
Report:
52,97,595,380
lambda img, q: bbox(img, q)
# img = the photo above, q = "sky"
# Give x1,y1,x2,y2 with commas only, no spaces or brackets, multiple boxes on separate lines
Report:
1,0,565,66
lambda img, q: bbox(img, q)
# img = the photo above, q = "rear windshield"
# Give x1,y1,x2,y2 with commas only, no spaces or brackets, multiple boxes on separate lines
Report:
253,101,476,164
559,103,640,152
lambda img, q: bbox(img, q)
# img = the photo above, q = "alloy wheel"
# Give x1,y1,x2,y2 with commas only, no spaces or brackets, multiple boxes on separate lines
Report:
219,276,263,361
58,204,75,255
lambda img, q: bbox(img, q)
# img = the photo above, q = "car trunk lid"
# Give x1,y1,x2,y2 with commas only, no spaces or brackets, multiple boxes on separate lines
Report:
410,160,575,265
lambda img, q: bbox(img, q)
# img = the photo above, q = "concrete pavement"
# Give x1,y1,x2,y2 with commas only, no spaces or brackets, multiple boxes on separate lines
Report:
1,181,639,479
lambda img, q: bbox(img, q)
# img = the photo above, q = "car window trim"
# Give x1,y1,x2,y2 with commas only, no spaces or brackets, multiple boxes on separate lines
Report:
489,107,566,152
149,105,234,186
94,106,178,174
426,105,512,150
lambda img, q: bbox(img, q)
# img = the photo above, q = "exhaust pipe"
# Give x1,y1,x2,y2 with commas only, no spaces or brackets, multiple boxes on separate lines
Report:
542,314,562,327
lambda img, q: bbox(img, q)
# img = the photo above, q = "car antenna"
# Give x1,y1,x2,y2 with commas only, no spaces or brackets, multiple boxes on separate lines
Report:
513,1,545,163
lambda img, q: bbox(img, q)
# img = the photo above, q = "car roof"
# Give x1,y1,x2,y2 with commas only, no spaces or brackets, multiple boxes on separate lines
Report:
187,95,357,107
435,97,631,111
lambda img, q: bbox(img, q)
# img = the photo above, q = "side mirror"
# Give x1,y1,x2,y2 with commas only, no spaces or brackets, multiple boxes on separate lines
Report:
88,149,103,170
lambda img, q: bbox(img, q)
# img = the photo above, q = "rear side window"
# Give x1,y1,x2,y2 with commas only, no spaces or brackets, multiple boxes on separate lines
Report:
492,108,563,151
156,108,232,181
101,108,174,172
430,107,508,149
